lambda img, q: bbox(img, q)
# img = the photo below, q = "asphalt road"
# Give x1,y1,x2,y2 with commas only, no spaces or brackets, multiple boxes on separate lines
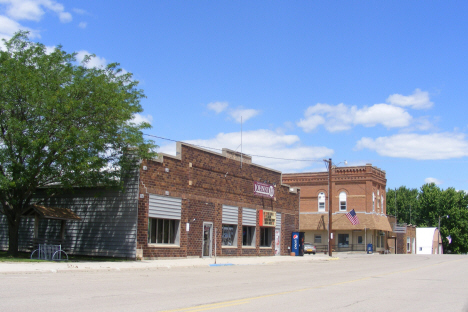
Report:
1,254,467,312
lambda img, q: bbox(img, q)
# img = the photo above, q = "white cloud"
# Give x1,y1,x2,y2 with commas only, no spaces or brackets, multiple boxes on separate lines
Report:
425,177,442,185
78,21,86,29
354,104,412,128
72,8,87,15
355,133,468,160
58,11,71,23
386,88,433,109
0,0,72,23
0,14,40,49
229,108,260,123
157,129,333,172
298,103,411,132
207,102,260,123
207,101,228,114
131,114,153,125
75,50,107,68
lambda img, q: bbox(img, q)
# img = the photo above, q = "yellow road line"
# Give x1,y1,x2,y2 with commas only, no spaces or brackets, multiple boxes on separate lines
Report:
161,257,466,312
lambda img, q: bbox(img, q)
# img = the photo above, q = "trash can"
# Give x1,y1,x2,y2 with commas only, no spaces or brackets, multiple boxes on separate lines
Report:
367,243,373,254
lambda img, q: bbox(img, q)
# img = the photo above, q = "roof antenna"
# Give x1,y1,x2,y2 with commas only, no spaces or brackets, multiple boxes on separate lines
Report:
241,115,243,169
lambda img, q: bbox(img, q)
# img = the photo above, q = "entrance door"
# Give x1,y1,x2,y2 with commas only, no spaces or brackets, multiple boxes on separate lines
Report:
202,223,213,257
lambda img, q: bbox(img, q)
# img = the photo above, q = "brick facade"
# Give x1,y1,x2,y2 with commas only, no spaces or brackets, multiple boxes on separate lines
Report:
137,142,300,259
282,164,392,253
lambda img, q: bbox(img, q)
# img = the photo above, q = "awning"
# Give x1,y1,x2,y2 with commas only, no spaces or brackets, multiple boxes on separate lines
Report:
300,213,392,232
22,204,81,221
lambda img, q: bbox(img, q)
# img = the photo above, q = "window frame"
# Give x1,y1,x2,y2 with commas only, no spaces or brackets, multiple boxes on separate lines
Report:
260,227,272,247
222,224,238,247
242,225,256,247
148,218,180,246
314,234,322,244
339,192,347,211
318,192,326,212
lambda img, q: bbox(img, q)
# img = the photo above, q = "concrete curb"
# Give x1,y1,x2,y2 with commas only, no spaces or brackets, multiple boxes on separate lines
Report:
0,254,334,274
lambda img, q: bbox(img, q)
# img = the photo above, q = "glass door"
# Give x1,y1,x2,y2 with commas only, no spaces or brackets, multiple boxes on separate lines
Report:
203,223,212,257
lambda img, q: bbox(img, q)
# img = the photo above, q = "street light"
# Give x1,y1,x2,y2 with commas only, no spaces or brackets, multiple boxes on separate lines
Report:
438,215,449,254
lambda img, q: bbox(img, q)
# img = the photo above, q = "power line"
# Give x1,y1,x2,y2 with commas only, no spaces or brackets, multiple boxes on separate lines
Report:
143,133,324,163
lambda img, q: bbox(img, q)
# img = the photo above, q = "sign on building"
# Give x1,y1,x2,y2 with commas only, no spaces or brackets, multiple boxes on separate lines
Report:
253,181,275,198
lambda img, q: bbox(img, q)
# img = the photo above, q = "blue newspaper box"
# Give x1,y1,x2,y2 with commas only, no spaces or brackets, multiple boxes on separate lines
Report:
367,243,373,254
291,232,305,256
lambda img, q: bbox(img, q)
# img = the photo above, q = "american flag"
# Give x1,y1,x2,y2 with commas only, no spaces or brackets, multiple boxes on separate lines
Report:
346,209,360,225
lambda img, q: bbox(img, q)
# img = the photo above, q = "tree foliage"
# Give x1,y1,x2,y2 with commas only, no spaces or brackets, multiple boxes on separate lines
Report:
0,32,156,255
387,183,468,254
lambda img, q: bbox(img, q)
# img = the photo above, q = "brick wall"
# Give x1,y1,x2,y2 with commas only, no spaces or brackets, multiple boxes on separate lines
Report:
137,143,300,258
283,164,386,214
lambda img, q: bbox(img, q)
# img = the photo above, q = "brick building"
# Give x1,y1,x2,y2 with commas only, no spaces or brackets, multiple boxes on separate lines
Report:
282,164,392,253
137,142,300,259
387,216,417,254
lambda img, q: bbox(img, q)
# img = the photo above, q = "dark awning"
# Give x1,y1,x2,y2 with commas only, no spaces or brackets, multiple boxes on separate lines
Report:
22,204,81,221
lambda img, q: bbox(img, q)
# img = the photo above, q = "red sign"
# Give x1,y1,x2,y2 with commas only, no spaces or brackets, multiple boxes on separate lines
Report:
253,181,275,198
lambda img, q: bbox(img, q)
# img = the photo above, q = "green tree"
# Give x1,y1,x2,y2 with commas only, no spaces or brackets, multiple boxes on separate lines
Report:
386,186,419,225
0,32,156,256
439,188,468,254
417,183,442,227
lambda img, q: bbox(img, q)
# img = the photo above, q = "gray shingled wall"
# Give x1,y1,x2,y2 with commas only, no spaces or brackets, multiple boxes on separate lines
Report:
0,170,139,258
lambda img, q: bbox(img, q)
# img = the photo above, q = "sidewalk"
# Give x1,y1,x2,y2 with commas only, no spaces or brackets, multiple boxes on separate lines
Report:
0,253,335,274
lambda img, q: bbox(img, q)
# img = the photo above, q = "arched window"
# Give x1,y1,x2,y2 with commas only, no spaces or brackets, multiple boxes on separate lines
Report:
372,192,375,211
318,192,325,212
339,192,347,211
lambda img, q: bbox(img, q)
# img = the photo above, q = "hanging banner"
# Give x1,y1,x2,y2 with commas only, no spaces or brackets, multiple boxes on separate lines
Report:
253,181,275,198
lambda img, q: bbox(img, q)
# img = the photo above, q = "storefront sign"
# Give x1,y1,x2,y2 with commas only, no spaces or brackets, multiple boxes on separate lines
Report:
259,209,276,227
253,181,275,198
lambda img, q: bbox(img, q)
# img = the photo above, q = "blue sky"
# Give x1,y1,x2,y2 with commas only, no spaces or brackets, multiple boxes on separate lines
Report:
2,1,468,191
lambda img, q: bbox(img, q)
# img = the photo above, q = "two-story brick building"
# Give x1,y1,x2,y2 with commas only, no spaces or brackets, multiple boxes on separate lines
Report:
282,164,392,253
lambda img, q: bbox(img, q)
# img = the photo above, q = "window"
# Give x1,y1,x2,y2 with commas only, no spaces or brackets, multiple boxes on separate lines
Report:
260,227,272,247
407,237,411,252
381,195,384,213
222,225,237,246
339,192,347,211
222,205,238,246
148,218,179,244
338,234,349,247
372,192,375,211
148,194,181,245
314,235,322,244
318,192,325,212
243,226,255,246
242,207,256,247
358,236,363,244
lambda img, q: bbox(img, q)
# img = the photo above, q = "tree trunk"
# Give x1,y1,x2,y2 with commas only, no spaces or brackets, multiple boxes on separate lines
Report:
7,214,21,257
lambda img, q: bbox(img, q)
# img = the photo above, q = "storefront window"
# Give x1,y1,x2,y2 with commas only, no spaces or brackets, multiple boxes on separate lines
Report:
222,224,237,246
338,233,349,247
260,227,272,247
243,226,255,246
314,234,322,244
148,218,179,244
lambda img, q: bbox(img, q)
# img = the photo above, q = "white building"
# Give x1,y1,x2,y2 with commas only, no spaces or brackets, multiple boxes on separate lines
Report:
416,227,443,254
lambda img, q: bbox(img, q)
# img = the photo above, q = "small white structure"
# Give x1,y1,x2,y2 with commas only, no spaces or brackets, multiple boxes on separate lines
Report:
416,227,442,254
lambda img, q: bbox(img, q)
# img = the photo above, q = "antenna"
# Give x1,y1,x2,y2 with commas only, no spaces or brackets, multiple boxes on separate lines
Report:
241,116,243,169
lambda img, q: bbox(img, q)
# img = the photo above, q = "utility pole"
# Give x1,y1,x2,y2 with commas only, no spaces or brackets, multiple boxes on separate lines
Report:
328,158,333,257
